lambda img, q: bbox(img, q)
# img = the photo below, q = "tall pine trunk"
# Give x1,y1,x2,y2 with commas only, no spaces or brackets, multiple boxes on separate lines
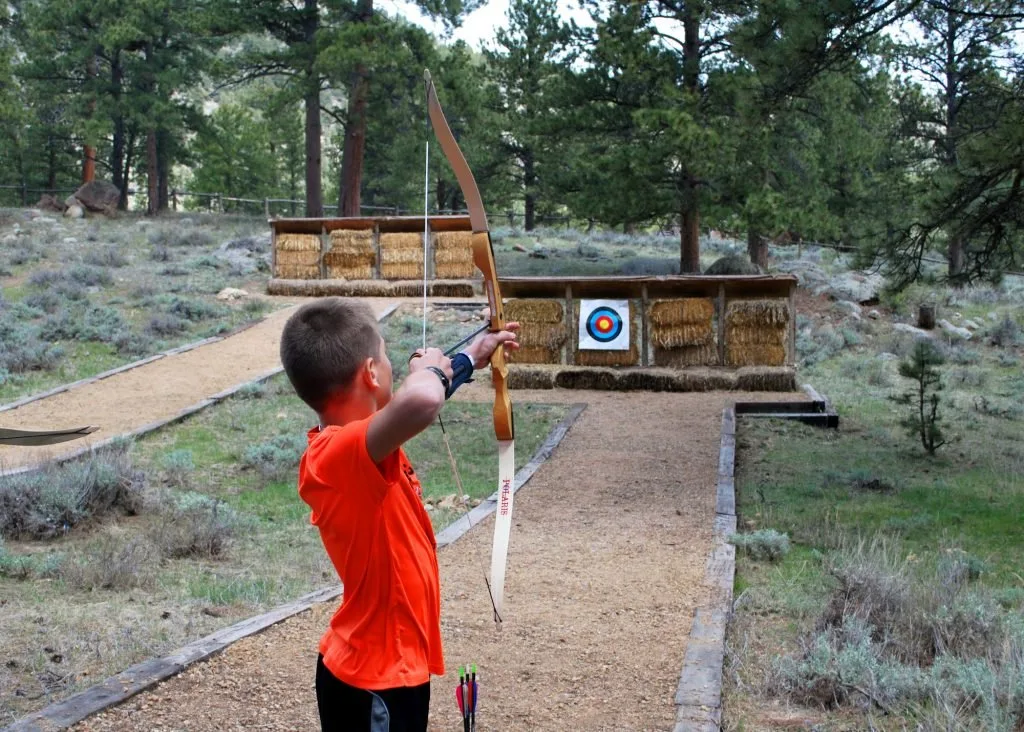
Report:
523,149,536,231
338,0,373,217
82,54,97,183
679,8,701,273
747,227,767,269
110,55,127,208
157,129,170,212
303,0,323,217
146,129,159,216
944,7,963,282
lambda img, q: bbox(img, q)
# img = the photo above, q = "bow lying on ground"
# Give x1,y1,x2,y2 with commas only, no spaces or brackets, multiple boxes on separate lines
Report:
425,69,516,626
0,425,98,447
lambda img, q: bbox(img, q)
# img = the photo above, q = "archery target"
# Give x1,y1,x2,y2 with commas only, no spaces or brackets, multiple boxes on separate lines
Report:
578,300,630,350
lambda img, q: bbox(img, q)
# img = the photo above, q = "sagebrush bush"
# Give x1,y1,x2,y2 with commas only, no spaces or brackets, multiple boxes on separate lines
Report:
0,537,61,580
68,264,113,287
112,330,155,357
241,434,306,482
729,529,790,561
0,442,145,539
83,247,128,268
0,313,64,373
987,316,1022,347
234,382,267,400
146,314,188,336
60,536,158,591
24,290,61,314
148,491,238,559
167,297,224,322
161,449,195,488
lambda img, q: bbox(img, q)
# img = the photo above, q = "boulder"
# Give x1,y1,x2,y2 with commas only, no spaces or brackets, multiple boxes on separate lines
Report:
938,319,972,340
512,243,528,253
528,244,549,259
824,271,885,304
868,309,881,319
835,300,862,319
36,194,66,213
64,204,85,219
704,254,761,275
893,323,934,339
68,180,120,213
216,287,249,301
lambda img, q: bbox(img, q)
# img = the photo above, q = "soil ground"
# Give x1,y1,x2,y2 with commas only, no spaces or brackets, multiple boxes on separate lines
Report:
0,294,799,731
69,386,793,732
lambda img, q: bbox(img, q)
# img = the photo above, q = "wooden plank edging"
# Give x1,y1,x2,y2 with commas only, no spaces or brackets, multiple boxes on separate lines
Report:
673,406,737,732
2,371,579,731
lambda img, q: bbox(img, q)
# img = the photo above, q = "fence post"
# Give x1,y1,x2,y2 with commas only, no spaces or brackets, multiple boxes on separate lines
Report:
216,192,222,213
21,185,27,207
264,198,270,218
171,190,178,211
507,210,514,227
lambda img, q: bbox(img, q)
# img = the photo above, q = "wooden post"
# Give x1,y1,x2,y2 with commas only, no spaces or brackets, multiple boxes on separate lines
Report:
565,284,574,365
788,284,797,366
264,198,270,218
20,184,27,207
717,283,727,366
641,284,649,367
171,190,178,211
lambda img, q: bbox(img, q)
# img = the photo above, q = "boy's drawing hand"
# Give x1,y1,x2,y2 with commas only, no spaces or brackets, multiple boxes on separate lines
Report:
465,322,520,368
408,347,453,381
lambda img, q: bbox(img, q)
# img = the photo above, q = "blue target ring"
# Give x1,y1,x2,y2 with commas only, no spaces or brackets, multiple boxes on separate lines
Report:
585,306,623,343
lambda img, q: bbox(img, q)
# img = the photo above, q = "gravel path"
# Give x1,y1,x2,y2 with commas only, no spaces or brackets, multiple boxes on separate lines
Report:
0,298,407,473
70,387,783,732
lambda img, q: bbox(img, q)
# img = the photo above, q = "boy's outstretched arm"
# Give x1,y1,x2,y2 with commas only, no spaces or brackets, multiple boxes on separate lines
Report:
366,348,451,464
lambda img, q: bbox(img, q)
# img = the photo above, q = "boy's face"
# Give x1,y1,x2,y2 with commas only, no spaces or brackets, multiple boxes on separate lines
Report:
374,336,393,405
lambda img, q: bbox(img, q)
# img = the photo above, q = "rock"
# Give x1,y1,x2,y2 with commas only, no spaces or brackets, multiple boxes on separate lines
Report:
512,243,528,253
30,216,57,226
64,205,84,219
988,311,999,322
868,309,881,319
216,287,248,301
179,218,194,227
963,319,982,330
24,208,43,219
704,254,761,275
62,237,78,244
528,244,549,259
893,323,934,339
2,233,16,243
878,352,899,361
68,180,120,213
825,271,885,304
835,300,862,318
36,194,66,213
938,319,972,340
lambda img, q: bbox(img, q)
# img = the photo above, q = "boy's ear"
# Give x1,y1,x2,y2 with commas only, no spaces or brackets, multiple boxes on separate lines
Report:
362,356,380,389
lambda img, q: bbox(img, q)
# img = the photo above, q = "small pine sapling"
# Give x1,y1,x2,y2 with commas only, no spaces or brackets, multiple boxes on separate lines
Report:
891,340,948,455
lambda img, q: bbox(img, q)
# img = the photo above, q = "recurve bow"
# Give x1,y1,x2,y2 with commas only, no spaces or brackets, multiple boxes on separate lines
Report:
425,70,516,626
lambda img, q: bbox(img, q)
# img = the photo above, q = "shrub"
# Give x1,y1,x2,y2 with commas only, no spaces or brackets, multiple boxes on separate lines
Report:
167,297,224,322
68,264,112,287
0,538,61,580
24,290,62,314
161,449,195,488
81,306,128,343
0,315,64,372
83,247,128,268
150,245,172,262
241,434,306,482
0,442,146,539
27,269,65,288
729,529,790,561
146,314,188,337
112,331,155,358
60,536,158,591
987,316,1022,348
234,382,267,400
148,491,238,559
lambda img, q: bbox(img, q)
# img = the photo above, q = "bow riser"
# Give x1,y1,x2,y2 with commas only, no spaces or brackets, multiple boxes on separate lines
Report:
471,233,513,442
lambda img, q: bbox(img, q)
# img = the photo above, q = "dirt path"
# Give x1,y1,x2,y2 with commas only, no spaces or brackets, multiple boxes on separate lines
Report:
0,298,414,473
69,387,782,732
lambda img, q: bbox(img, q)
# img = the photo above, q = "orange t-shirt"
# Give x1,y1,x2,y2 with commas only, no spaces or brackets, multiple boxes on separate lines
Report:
298,418,444,690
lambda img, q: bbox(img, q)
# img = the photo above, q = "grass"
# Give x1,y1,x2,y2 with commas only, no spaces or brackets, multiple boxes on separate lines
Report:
0,210,278,404
0,304,569,723
725,282,1024,729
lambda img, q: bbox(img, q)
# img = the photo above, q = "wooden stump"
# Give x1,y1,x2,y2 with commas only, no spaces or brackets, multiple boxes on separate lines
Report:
918,304,936,330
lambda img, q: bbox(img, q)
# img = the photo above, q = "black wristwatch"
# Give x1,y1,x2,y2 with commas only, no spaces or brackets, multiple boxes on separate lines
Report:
424,366,451,395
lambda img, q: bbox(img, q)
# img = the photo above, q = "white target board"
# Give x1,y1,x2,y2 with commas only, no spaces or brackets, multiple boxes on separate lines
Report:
578,299,630,350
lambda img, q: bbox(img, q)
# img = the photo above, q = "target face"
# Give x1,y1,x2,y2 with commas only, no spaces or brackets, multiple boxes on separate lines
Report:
578,300,630,350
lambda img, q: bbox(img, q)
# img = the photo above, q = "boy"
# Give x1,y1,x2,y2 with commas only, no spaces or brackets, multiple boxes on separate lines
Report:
279,297,518,732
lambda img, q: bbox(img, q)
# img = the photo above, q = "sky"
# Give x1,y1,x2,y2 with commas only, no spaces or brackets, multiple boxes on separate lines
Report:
379,0,594,50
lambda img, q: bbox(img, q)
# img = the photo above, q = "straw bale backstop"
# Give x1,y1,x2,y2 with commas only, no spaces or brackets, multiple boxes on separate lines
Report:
269,215,477,287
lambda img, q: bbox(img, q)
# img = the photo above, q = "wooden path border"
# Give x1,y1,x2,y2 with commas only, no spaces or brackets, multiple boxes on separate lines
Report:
2,401,586,731
673,406,737,732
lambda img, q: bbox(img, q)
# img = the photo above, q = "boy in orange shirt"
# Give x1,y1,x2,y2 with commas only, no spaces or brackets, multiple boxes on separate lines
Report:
279,297,518,732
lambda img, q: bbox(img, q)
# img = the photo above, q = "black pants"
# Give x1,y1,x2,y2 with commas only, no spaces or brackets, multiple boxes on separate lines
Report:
316,655,430,732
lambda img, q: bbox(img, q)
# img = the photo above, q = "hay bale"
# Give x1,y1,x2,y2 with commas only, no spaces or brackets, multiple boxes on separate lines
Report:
508,364,557,390
554,367,620,391
648,298,715,349
325,230,375,279
505,299,567,364
266,279,475,298
726,299,789,327
725,343,787,367
617,369,681,392
276,233,321,252
432,232,475,278
572,300,640,367
675,369,739,392
380,233,425,279
736,367,797,392
653,345,718,367
274,264,320,280
275,249,320,266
